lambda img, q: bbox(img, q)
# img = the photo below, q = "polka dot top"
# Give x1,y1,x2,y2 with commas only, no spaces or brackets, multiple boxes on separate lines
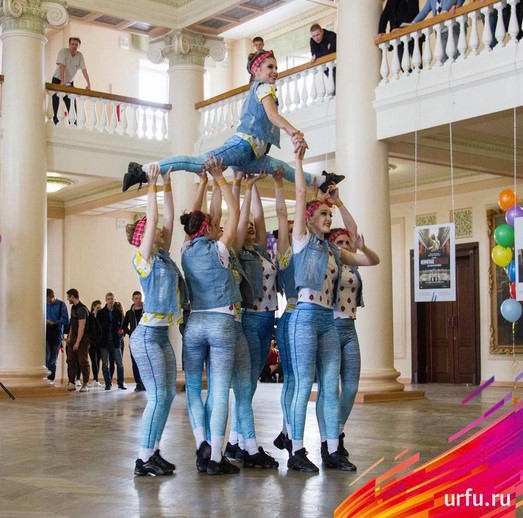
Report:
297,249,338,310
334,265,360,320
245,253,278,313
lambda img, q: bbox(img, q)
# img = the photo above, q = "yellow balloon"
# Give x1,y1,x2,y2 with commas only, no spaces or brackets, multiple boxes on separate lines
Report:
491,245,513,267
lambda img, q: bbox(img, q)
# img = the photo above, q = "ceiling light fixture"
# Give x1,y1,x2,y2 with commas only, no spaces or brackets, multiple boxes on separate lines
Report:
46,177,74,193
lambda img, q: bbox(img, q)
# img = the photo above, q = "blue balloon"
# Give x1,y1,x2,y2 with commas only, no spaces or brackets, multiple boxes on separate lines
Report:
506,260,516,282
500,298,522,323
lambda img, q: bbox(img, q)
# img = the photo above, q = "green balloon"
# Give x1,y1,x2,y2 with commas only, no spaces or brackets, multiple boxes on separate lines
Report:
494,224,514,248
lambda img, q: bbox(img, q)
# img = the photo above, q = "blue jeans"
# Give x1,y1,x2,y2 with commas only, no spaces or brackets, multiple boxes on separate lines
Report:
130,325,176,450
289,303,341,442
183,312,236,443
228,321,256,439
45,337,61,380
276,311,294,428
156,135,314,184
316,318,361,438
101,346,124,387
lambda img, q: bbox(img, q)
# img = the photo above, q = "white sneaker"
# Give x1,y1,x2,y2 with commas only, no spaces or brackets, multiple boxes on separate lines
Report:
75,379,81,387
65,382,76,391
80,384,90,393
92,380,103,388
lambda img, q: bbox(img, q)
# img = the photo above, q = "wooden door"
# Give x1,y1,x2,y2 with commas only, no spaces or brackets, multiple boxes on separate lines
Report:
411,243,480,384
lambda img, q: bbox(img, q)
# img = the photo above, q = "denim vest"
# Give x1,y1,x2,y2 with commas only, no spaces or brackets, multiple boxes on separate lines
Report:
237,80,281,148
182,237,240,311
230,250,254,308
350,266,364,308
239,246,264,300
293,233,342,295
140,250,188,314
277,253,298,300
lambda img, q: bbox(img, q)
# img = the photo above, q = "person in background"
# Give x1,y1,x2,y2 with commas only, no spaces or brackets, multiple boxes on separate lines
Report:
45,289,69,383
123,291,146,392
89,300,103,388
247,36,266,82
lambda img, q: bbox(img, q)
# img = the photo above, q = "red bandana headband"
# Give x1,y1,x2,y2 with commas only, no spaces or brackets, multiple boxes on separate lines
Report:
131,216,147,247
190,214,210,240
328,229,350,243
305,199,333,220
249,50,275,74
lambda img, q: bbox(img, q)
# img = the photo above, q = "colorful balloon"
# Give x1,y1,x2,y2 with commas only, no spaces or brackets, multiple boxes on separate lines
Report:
498,189,518,212
510,282,517,299
506,260,516,282
505,204,523,226
494,224,514,248
500,298,522,323
491,245,513,267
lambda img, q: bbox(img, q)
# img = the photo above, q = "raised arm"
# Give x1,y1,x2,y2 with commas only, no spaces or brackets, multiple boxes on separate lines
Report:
161,167,174,251
340,234,380,267
138,165,161,262
209,182,223,224
81,68,91,90
233,174,263,252
192,170,209,212
273,168,290,256
327,184,357,238
251,177,268,246
292,148,307,241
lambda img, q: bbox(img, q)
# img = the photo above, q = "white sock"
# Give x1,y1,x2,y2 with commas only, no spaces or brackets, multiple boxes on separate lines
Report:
228,431,238,445
154,441,160,452
320,436,327,443
292,440,303,454
142,162,159,174
281,419,287,435
193,427,206,449
245,438,258,455
210,436,225,462
139,447,154,462
238,434,245,450
327,439,338,455
315,176,326,187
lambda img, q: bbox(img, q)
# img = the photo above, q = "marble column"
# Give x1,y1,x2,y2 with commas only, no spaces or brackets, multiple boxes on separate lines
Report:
336,0,405,396
147,29,226,366
0,0,68,394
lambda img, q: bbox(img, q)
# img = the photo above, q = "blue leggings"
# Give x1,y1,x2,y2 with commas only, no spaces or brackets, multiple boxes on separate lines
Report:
316,318,361,438
276,311,294,428
183,312,236,442
130,325,176,449
156,135,314,184
289,303,341,442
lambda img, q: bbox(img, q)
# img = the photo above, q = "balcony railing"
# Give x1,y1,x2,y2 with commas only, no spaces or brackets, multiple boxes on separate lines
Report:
375,0,520,82
45,83,172,140
194,53,336,138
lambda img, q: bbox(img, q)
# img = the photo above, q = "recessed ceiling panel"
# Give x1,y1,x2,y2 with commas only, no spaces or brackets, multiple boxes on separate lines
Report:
242,0,281,9
200,18,231,30
95,15,126,26
67,7,92,18
221,7,254,20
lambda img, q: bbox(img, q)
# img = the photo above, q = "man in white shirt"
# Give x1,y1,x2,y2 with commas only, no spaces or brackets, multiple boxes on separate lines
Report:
51,37,91,124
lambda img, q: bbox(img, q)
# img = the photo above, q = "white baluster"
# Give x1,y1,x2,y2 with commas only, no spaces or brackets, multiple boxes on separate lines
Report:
119,103,128,136
209,105,217,135
163,110,169,140
481,6,494,52
56,92,66,126
300,71,309,108
136,106,145,139
400,35,411,77
308,68,318,104
99,100,108,133
379,42,390,83
225,99,234,129
291,74,300,109
68,94,77,126
230,100,238,130
127,105,137,138
109,102,118,134
198,108,206,138
412,32,422,72
433,23,445,66
507,0,520,44
390,37,401,79
151,108,158,140
46,91,54,124
456,15,468,59
422,27,433,69
77,96,86,129
87,98,97,132
283,77,292,112
444,20,457,63
218,101,227,131
494,1,507,47
326,61,335,96
469,10,480,55
316,66,327,101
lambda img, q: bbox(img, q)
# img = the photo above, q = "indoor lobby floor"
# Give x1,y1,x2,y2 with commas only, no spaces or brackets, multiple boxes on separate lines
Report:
0,382,518,517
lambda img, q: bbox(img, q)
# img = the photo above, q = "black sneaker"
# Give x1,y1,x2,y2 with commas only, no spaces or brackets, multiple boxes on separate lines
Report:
287,448,319,473
207,456,240,475
105,385,111,391
134,457,173,476
319,170,345,193
224,441,240,460
338,432,349,457
235,448,245,462
320,441,328,460
323,451,357,472
196,441,211,473
153,449,175,472
243,447,279,469
284,436,292,454
122,162,147,192
273,431,286,450
134,385,145,392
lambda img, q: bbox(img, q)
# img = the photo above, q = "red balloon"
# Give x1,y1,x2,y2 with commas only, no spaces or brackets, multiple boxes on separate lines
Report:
498,189,518,212
510,282,517,299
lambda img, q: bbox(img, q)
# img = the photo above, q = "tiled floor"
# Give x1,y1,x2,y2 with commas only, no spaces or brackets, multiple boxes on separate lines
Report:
0,382,518,517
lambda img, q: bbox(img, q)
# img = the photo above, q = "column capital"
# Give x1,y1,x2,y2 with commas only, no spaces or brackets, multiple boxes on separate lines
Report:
148,28,226,68
0,0,68,35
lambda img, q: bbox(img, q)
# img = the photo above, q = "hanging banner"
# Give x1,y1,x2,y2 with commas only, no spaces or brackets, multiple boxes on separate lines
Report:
514,217,523,301
414,223,456,302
